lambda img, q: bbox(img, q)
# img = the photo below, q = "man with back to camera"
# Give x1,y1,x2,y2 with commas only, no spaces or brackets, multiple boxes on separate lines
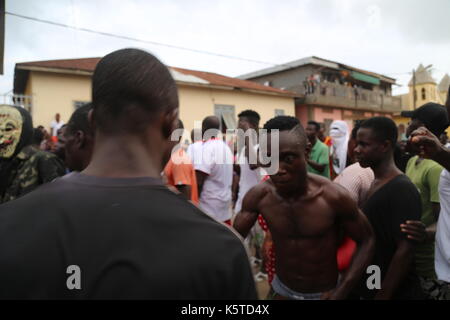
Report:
194,115,234,225
0,48,256,299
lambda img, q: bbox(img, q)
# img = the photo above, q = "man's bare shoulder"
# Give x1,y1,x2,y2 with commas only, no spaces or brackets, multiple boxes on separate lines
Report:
307,173,354,207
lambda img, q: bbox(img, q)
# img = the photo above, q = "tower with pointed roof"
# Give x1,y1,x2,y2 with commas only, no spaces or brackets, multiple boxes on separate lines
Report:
405,64,443,111
439,73,450,103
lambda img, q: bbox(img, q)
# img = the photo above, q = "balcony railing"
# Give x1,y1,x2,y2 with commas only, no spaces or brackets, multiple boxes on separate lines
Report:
1,94,33,114
292,82,401,112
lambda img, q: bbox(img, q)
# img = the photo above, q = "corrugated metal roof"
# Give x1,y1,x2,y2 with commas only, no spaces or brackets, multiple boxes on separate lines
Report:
238,56,396,84
15,58,297,96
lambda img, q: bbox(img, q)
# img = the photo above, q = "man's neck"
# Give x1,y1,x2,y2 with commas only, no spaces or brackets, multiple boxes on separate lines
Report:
82,133,164,179
371,156,401,181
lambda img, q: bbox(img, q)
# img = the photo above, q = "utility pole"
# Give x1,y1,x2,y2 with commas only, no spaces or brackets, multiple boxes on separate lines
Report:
0,0,4,75
412,68,416,110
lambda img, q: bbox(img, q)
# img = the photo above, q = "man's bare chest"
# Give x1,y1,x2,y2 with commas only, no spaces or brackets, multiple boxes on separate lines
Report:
258,194,336,238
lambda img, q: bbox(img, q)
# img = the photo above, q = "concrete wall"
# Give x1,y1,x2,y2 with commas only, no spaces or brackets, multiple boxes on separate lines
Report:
26,71,295,137
178,84,295,134
29,71,91,129
247,65,315,91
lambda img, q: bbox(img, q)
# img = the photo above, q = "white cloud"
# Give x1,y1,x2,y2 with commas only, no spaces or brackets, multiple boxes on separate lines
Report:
2,0,449,97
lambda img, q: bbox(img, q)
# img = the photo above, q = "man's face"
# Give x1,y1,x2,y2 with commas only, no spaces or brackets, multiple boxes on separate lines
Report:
406,118,423,138
56,114,61,122
238,117,253,131
268,131,307,194
305,124,318,142
64,127,87,172
53,126,67,160
347,137,357,163
354,127,385,169
0,106,23,159
440,133,448,145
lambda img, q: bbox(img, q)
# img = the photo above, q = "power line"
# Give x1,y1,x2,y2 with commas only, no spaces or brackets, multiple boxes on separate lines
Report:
5,10,284,67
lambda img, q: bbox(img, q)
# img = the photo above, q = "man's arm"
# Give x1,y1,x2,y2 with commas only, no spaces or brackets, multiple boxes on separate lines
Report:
411,127,450,171
376,181,422,300
195,170,208,196
374,239,414,300
326,185,375,300
176,185,191,201
307,159,326,173
233,184,265,238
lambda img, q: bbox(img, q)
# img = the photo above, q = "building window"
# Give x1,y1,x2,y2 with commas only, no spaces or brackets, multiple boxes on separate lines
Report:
275,109,285,116
73,101,89,110
264,81,272,87
322,107,333,114
214,104,236,133
421,88,426,100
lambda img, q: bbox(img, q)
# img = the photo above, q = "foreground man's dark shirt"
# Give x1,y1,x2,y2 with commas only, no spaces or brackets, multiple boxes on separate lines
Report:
0,172,257,299
357,174,424,299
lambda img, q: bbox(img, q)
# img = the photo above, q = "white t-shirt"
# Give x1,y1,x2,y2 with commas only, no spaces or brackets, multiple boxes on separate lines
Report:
50,120,65,137
435,169,450,283
194,139,233,222
187,141,203,166
235,145,265,213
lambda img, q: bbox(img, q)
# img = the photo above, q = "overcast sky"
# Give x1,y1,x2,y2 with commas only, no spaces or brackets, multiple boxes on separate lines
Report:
2,0,450,96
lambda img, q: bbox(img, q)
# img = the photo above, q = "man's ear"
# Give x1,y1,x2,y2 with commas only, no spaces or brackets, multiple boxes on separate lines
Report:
75,130,86,149
88,109,96,133
381,139,392,153
162,108,179,139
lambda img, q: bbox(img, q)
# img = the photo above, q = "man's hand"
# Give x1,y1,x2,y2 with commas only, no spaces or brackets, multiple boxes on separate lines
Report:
320,290,335,300
410,127,443,159
400,220,426,243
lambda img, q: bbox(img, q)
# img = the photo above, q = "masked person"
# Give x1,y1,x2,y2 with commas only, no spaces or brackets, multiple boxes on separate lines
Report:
0,105,66,204
330,120,350,178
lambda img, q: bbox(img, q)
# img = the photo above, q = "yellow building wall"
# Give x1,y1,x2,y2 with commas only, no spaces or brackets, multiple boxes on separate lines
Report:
405,83,443,110
29,71,91,129
27,72,295,138
177,85,295,134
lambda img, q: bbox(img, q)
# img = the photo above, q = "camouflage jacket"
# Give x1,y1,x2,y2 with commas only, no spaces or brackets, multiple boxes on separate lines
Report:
0,145,66,204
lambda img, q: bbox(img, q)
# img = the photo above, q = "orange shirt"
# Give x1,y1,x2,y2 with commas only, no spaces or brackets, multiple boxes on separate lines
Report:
164,147,199,205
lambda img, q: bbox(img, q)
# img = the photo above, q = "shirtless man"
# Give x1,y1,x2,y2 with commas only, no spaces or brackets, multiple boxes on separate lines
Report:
234,116,375,300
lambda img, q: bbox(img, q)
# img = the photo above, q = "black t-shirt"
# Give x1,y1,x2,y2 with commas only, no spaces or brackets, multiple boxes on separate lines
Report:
0,173,257,299
357,174,423,299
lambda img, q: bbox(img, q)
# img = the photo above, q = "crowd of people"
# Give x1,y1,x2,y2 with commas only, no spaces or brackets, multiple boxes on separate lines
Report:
0,47,450,300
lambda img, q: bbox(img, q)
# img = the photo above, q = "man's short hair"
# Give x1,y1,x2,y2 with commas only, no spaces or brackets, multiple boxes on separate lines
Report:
263,116,306,146
307,120,320,132
351,120,364,140
360,117,398,147
32,128,44,145
238,110,260,127
92,48,178,133
67,103,93,135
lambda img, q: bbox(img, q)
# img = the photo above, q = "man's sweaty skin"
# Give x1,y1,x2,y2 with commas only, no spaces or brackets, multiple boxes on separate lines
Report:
234,130,375,299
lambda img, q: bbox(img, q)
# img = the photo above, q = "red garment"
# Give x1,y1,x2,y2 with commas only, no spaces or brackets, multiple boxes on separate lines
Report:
223,219,232,226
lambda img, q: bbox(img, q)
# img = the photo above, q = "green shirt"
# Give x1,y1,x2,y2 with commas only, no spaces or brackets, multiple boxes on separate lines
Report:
307,139,330,178
406,155,443,279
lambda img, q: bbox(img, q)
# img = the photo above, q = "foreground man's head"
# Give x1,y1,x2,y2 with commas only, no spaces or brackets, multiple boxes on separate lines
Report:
90,48,179,171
